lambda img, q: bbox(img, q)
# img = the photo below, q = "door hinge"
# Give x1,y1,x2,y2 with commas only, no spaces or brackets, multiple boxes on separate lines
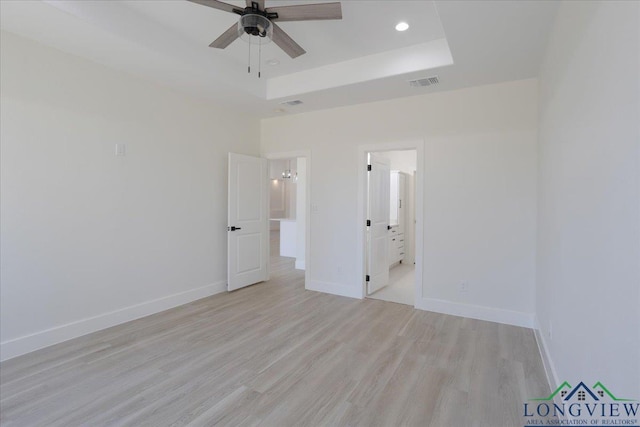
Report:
367,164,372,171
365,275,370,282
366,219,371,226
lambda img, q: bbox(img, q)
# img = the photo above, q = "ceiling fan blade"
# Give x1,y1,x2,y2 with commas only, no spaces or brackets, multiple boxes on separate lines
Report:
186,0,242,15
245,0,265,11
209,23,240,49
266,2,342,22
271,22,306,58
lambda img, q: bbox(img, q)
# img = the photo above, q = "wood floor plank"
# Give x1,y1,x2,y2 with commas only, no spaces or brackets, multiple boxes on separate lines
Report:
0,234,549,426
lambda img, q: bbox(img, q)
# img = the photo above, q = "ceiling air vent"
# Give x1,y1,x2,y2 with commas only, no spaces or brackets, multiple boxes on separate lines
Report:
280,99,303,106
408,76,439,88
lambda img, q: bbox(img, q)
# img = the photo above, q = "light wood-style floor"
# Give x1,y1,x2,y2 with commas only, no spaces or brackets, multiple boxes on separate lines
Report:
0,234,548,426
368,263,415,306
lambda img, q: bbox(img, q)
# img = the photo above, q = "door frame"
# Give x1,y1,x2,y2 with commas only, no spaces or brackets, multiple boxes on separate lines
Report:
262,149,312,289
357,139,425,305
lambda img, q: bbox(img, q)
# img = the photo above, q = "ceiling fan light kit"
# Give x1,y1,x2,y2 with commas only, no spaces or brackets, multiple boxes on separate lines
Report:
187,0,342,77
238,14,272,43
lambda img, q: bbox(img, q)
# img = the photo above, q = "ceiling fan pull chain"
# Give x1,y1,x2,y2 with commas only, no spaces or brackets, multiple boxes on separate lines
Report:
258,37,262,79
247,36,251,74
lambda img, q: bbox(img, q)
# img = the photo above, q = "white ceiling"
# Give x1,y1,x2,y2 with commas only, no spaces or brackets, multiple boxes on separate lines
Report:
0,0,559,118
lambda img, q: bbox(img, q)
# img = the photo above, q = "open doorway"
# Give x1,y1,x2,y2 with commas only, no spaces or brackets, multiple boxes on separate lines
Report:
365,149,418,306
267,157,307,279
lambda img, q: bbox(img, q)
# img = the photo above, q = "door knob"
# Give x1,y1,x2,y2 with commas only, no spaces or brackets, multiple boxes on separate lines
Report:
228,226,242,231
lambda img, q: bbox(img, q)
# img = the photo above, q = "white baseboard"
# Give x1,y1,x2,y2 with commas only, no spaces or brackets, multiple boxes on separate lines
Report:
0,281,227,362
306,279,362,299
415,297,535,328
533,315,560,392
295,260,305,270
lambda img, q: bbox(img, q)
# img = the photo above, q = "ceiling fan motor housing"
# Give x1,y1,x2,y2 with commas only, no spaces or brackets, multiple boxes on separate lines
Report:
238,14,273,40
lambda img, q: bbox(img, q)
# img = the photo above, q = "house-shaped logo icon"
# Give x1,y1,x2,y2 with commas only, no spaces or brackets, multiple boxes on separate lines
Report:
563,382,599,402
530,381,636,402
524,381,639,425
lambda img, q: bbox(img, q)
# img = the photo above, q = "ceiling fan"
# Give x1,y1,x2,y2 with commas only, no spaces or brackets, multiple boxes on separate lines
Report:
187,0,342,59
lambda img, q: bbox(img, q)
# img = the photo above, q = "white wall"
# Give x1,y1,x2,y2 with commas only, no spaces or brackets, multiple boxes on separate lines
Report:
268,158,297,232
0,32,260,360
295,157,307,270
261,79,538,326
287,159,297,219
269,179,285,230
536,1,640,397
382,150,417,174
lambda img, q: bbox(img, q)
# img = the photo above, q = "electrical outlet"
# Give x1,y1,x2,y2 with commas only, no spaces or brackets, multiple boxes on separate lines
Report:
458,282,469,293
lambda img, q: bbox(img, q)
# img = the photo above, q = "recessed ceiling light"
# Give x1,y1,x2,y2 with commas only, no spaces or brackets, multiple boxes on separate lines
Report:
266,59,280,66
395,22,409,32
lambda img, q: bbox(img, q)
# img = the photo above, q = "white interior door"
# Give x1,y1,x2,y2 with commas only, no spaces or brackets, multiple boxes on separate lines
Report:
367,153,390,295
228,153,269,291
